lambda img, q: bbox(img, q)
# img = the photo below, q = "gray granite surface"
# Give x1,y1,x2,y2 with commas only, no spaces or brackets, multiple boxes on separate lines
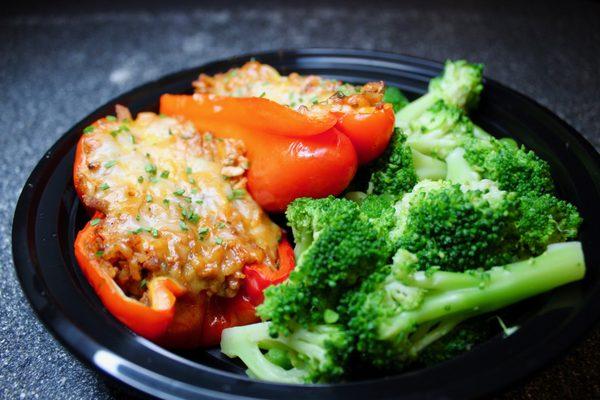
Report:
1,1,599,399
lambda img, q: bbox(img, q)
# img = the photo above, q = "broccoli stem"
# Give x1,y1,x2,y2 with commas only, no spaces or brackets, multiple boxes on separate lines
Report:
221,322,307,383
410,314,466,356
395,92,438,128
380,242,585,339
401,269,488,291
412,148,447,180
445,147,480,183
473,125,493,141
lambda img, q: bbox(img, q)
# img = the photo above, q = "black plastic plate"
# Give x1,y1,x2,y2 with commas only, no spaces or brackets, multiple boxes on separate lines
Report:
12,49,600,399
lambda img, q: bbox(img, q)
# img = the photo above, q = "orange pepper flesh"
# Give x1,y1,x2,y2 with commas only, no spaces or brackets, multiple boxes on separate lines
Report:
75,213,295,347
165,94,337,137
335,106,395,164
74,215,187,340
160,94,358,212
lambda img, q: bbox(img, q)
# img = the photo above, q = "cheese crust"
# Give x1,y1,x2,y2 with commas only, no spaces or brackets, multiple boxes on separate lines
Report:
74,111,281,299
193,61,386,114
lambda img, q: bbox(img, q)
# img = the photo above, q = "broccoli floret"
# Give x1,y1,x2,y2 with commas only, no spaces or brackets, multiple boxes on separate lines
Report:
405,100,476,160
369,129,448,195
396,60,484,128
383,86,410,113
368,130,418,195
257,197,389,336
345,243,585,371
359,194,397,237
516,194,582,256
447,137,555,196
391,180,520,272
220,322,352,383
370,101,476,193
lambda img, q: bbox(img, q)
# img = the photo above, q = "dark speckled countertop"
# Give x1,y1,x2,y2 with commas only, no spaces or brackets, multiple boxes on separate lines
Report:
1,1,599,398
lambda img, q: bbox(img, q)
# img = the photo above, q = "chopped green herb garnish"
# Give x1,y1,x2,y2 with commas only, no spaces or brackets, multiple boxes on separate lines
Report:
99,183,110,190
188,178,196,184
181,208,190,219
131,227,143,235
259,92,266,98
145,164,157,175
104,160,117,168
214,237,223,245
151,228,159,238
188,213,200,224
160,170,170,179
179,221,188,231
146,194,153,203
95,250,104,257
135,214,141,221
163,198,170,205
168,129,173,136
90,218,101,226
191,188,198,194
106,115,117,122
173,189,185,196
83,126,95,134
138,176,144,183
198,227,209,240
204,133,213,142
186,167,192,174
149,176,159,183
140,279,147,288
130,134,136,144
227,189,246,201
217,222,227,229
195,199,204,205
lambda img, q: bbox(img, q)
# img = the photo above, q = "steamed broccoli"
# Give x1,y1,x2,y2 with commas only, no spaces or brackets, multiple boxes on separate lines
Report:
358,194,397,237
218,58,587,385
383,86,410,112
344,243,585,370
390,180,520,272
221,322,351,383
396,60,483,128
389,179,581,271
444,135,554,197
368,129,445,195
516,194,582,256
405,100,477,160
257,197,389,336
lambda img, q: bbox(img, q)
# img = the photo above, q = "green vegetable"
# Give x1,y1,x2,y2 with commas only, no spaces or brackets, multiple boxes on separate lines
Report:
257,197,390,336
452,137,555,196
396,60,483,128
344,243,585,370
383,86,409,113
221,322,351,384
368,130,419,195
219,58,586,385
390,180,519,271
90,218,101,226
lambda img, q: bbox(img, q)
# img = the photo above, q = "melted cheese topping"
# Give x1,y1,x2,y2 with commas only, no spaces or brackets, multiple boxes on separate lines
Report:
75,112,281,297
193,61,357,108
193,61,386,114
